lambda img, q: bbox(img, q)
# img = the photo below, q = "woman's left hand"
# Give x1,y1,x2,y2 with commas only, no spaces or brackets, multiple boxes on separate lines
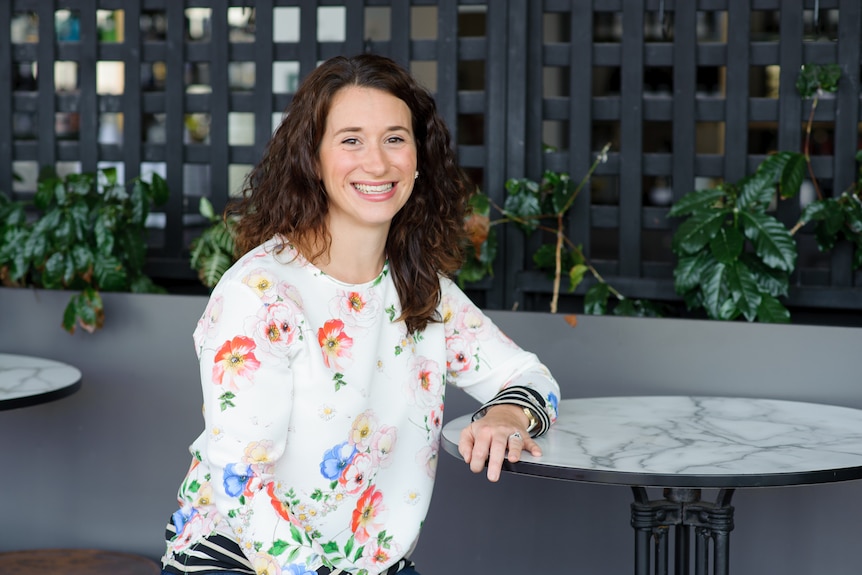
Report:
458,404,542,482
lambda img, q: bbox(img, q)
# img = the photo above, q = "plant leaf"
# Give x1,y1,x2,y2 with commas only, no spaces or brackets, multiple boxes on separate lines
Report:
701,260,731,320
674,251,714,294
149,172,170,205
671,209,730,255
739,211,797,272
94,255,127,291
779,153,807,199
568,264,588,293
756,293,791,323
584,282,610,315
739,253,789,297
726,260,762,321
708,226,745,264
667,188,725,218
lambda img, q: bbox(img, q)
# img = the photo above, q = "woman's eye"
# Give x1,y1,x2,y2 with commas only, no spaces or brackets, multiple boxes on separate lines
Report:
386,136,405,144
342,138,359,145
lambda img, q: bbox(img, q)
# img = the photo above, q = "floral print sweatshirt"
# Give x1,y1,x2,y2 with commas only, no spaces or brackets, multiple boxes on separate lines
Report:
162,237,560,575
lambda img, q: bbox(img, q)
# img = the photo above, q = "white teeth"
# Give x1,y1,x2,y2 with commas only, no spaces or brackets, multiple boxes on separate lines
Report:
354,183,393,194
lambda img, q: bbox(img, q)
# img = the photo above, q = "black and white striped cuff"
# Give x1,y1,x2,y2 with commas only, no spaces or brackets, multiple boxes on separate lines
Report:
471,386,552,437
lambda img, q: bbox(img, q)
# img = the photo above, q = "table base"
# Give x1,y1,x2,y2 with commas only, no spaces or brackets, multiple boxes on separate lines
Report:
631,487,735,575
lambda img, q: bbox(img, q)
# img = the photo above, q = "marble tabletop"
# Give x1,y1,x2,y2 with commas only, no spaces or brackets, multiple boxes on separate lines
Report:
441,396,862,488
0,353,82,411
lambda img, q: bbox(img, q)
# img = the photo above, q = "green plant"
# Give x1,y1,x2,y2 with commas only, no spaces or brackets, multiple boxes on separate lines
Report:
460,144,662,316
668,63,861,323
0,167,169,333
668,152,801,322
190,197,237,288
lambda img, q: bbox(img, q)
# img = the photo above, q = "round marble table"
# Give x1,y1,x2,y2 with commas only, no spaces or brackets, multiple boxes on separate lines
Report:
0,353,83,411
441,396,862,575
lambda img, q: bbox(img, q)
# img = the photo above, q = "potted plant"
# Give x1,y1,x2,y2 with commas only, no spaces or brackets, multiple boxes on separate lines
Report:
0,167,169,332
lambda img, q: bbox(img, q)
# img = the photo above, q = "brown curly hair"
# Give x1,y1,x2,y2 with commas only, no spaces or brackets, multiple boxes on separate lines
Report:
229,54,473,334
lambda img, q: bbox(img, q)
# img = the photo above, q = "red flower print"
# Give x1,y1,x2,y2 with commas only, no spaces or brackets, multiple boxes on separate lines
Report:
351,486,387,543
318,319,353,370
212,336,261,391
266,483,295,523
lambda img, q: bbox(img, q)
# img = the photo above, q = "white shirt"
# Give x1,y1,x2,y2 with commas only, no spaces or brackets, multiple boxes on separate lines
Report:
162,237,560,575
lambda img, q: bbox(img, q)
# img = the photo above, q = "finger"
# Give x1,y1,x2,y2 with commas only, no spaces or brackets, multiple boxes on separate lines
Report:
524,435,543,457
458,425,475,463
469,434,491,474
506,432,525,463
484,434,509,482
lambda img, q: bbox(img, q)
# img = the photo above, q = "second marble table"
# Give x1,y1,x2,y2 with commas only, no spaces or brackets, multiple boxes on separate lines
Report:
441,396,862,575
0,353,83,411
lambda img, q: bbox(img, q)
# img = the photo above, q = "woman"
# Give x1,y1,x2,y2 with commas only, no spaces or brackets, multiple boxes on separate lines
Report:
162,54,559,575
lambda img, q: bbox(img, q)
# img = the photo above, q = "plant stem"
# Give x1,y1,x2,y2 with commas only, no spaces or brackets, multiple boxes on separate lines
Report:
804,92,823,201
551,213,564,313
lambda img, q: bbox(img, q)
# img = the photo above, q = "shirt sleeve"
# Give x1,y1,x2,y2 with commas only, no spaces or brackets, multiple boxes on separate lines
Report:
440,278,561,432
192,275,317,571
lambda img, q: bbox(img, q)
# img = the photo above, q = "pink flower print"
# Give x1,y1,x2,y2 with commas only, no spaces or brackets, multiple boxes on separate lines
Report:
339,453,374,495
194,294,223,351
243,440,276,474
212,336,261,391
251,553,281,575
456,304,487,338
242,268,278,303
405,358,443,407
318,319,353,370
429,405,444,436
248,302,301,357
370,425,398,467
445,335,474,378
170,507,205,553
416,444,439,479
441,295,457,326
359,540,401,571
278,281,304,308
351,486,387,544
350,410,378,450
330,289,380,328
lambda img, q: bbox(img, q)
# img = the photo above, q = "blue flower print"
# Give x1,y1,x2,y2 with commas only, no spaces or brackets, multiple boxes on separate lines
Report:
546,392,559,417
171,504,197,533
320,441,357,480
285,564,316,575
223,463,253,497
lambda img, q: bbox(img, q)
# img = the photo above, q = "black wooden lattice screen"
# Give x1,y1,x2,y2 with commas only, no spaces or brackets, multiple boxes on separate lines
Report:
1,0,860,316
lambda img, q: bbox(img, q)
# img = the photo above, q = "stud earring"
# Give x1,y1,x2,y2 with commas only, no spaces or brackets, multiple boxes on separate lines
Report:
414,171,419,180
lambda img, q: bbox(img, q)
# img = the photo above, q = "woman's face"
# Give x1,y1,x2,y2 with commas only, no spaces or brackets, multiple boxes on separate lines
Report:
317,85,418,238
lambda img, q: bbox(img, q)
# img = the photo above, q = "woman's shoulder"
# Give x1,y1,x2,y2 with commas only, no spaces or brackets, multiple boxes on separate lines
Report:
215,236,306,289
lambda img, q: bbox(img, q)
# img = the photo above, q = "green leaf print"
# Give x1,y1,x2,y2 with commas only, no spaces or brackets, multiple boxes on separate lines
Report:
290,524,304,545
187,480,201,493
333,372,347,391
344,536,354,558
353,546,365,562
385,305,396,322
310,489,323,501
219,391,236,411
268,540,290,556
286,547,300,562
322,541,340,554
394,346,402,356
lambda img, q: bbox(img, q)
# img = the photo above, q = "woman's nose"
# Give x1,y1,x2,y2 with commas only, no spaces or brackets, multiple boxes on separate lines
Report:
362,144,387,174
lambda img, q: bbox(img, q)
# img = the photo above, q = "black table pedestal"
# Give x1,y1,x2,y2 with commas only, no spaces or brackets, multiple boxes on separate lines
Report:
631,487,735,575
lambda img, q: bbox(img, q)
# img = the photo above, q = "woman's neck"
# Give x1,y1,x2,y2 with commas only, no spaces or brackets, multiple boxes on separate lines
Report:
312,227,389,284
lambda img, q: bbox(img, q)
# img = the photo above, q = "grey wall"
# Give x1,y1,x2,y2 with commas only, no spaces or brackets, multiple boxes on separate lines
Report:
1,287,861,574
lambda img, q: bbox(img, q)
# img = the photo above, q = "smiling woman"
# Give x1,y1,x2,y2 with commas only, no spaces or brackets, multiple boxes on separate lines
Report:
160,54,560,575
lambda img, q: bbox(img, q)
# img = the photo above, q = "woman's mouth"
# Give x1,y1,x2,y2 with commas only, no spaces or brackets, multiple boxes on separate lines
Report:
354,182,394,195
